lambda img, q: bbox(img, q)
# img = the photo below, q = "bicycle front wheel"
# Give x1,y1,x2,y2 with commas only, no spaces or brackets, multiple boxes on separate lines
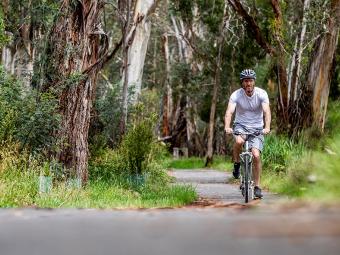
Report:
244,155,250,203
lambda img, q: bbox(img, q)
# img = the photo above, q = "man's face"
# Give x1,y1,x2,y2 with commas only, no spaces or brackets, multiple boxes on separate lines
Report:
241,78,255,96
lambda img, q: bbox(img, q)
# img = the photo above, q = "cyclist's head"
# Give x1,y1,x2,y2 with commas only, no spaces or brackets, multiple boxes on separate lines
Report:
240,69,256,96
240,69,256,81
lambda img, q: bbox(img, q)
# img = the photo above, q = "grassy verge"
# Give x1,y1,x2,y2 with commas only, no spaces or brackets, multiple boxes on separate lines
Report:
262,135,340,202
261,101,340,202
0,169,197,208
166,155,232,171
0,143,197,209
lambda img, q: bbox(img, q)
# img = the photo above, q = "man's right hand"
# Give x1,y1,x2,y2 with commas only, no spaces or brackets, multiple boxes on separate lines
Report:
225,127,233,134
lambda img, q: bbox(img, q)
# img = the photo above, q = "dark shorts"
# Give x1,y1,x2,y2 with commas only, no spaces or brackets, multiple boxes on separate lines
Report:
233,123,264,152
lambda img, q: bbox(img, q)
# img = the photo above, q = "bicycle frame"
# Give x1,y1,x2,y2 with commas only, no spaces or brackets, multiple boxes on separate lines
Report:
234,131,261,203
239,138,254,203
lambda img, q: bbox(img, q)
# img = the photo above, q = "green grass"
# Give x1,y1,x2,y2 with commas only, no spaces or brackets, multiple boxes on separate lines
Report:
262,137,340,203
166,156,232,171
0,170,197,208
35,182,197,209
0,143,197,209
260,101,340,202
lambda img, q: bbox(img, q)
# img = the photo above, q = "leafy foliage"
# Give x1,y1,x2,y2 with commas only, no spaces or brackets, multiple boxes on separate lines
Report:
0,11,9,47
0,66,60,153
90,103,169,188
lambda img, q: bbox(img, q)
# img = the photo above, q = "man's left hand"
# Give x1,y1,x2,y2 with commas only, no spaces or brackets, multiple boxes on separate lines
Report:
263,128,270,135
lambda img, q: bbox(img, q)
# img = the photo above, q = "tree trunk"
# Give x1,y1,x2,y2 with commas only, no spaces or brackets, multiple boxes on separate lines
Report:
120,0,159,135
41,0,108,184
305,0,340,131
270,0,290,132
205,3,228,166
288,0,311,103
171,15,184,61
161,33,172,137
205,42,222,166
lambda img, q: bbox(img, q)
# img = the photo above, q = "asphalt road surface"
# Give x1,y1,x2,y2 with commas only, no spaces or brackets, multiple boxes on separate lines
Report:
0,169,339,255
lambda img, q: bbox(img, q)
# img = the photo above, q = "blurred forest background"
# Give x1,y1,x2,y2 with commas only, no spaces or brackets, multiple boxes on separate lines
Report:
0,0,340,207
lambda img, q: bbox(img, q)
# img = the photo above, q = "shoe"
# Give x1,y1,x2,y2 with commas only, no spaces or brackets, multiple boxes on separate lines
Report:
233,162,240,179
254,186,263,198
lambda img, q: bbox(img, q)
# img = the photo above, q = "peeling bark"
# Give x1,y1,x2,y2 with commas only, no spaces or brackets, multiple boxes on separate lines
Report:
120,0,159,134
42,0,108,184
305,0,340,131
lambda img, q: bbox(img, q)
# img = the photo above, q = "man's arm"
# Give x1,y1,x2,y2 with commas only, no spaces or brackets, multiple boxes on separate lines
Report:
225,102,236,134
262,102,271,134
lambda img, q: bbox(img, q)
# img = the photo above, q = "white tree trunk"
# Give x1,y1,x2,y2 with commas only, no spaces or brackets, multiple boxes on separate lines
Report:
122,0,156,100
171,15,184,61
120,0,158,133
161,33,173,137
293,0,310,100
288,0,311,102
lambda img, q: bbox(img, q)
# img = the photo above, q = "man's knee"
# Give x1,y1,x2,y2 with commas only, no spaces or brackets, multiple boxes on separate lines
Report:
234,136,244,146
252,149,261,160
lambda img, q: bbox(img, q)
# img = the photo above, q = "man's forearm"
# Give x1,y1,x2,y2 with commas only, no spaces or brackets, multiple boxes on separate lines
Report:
264,110,271,129
225,102,236,130
225,113,232,129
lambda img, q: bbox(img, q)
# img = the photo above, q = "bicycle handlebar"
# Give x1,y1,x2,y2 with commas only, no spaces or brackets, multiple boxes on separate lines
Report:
232,131,263,136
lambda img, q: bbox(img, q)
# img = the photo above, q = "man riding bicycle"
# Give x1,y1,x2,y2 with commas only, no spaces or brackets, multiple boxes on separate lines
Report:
224,69,271,198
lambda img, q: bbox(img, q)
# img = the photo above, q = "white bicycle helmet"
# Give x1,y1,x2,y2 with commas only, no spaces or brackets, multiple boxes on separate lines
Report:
240,69,256,80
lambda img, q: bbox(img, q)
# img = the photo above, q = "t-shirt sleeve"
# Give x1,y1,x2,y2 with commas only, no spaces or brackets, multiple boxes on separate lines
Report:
229,91,238,104
260,90,269,104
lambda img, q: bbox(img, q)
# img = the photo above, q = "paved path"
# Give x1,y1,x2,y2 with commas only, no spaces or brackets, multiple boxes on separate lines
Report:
169,169,281,205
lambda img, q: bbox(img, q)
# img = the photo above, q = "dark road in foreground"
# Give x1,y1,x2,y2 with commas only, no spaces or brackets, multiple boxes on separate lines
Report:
1,207,339,255
1,169,339,255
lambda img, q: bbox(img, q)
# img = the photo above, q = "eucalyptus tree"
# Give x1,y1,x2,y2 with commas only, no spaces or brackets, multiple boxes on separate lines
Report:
39,0,109,184
118,0,160,135
303,0,340,131
205,0,230,166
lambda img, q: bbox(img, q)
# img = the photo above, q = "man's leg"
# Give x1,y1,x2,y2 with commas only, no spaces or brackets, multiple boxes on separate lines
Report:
233,136,244,162
252,147,263,198
232,136,244,178
251,148,261,186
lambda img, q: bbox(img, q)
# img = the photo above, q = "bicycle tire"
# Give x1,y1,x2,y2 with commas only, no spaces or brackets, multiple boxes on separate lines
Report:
244,155,249,203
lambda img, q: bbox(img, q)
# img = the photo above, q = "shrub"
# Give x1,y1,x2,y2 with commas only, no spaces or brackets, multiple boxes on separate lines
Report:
120,121,154,175
89,103,170,188
0,66,60,153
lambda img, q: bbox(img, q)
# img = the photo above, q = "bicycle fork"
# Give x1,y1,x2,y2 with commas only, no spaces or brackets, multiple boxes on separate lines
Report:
240,151,254,201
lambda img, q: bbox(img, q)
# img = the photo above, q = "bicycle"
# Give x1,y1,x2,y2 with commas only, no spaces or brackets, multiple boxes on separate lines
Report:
233,131,262,203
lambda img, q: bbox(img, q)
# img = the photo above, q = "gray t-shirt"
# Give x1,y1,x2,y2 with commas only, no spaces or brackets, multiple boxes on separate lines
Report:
229,87,269,128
